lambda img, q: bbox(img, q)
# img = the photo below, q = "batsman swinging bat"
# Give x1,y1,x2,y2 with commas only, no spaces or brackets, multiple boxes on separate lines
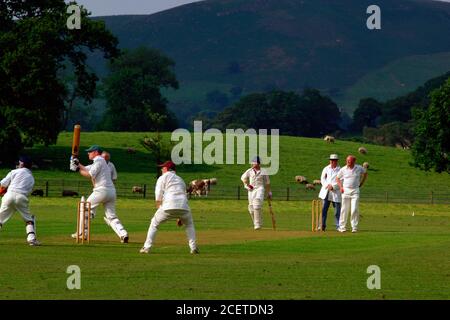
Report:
268,198,276,230
72,124,81,157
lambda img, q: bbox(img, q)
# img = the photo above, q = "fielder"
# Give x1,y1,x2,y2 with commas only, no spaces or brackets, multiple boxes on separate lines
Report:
140,160,198,254
0,156,40,246
336,155,368,233
102,151,117,183
71,145,129,243
241,156,272,230
317,154,341,231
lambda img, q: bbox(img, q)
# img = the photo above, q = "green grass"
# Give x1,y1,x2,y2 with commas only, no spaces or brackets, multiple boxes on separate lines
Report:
1,132,449,200
0,198,449,299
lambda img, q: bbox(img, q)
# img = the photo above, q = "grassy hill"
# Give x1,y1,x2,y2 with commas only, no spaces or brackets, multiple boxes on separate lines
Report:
86,0,450,125
335,52,450,112
1,132,449,201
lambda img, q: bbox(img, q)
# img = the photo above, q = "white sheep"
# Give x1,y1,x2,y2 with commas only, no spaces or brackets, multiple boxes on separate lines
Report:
358,147,368,155
324,135,335,143
295,176,308,184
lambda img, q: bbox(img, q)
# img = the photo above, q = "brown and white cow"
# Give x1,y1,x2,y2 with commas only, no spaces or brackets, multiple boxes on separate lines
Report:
187,178,217,197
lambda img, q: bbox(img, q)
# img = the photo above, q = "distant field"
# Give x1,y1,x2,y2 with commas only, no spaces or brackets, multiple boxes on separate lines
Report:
0,198,449,299
1,132,449,203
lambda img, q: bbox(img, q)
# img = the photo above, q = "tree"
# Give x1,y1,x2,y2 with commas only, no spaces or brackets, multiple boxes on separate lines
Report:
0,0,119,165
100,47,179,131
352,98,382,132
209,89,341,137
412,78,450,173
363,121,414,147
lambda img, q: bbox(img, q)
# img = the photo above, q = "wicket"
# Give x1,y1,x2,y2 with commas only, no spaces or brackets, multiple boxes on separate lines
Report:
311,199,323,232
76,199,91,244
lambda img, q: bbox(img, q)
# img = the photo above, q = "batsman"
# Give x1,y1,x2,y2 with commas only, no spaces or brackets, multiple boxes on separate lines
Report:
69,125,128,243
241,156,272,230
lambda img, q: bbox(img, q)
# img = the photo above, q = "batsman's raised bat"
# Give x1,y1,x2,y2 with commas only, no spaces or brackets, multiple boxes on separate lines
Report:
72,124,81,157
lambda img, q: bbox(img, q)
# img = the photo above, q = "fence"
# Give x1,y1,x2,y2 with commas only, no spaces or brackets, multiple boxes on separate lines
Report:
31,179,450,204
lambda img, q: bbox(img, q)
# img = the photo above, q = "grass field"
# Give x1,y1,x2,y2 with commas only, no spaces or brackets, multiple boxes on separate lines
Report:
1,132,449,201
0,198,449,299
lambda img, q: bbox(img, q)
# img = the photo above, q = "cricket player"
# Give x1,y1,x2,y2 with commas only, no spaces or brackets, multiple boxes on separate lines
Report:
102,151,117,183
318,154,341,231
71,145,129,243
0,156,40,246
140,160,198,254
336,155,368,233
241,156,272,230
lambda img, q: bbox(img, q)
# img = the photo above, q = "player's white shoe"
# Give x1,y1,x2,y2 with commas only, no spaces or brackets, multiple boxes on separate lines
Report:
28,239,41,246
190,248,200,254
139,247,151,254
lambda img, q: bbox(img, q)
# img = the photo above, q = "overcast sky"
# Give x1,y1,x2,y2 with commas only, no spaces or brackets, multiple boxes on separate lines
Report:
71,0,450,16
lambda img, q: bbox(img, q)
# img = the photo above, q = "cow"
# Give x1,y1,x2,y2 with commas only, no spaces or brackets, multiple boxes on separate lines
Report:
132,186,144,194
31,189,44,197
62,190,79,197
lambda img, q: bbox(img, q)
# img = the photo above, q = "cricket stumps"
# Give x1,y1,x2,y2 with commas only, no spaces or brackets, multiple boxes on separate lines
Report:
311,199,323,232
76,196,91,244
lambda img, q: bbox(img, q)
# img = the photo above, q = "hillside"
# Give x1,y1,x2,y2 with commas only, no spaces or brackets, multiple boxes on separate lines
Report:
1,132,449,201
88,0,450,125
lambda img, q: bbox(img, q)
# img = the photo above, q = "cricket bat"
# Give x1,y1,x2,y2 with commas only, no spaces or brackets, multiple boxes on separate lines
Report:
72,124,81,157
70,125,81,171
268,198,276,230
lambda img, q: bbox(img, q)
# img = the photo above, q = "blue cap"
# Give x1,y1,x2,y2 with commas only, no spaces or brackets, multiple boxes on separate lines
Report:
85,145,103,153
251,156,261,164
19,155,32,168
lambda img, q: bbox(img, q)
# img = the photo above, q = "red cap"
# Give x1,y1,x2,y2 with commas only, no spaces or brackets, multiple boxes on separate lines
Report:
158,160,176,170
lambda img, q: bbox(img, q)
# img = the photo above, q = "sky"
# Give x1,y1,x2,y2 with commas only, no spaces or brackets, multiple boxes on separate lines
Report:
70,0,204,16
71,0,450,16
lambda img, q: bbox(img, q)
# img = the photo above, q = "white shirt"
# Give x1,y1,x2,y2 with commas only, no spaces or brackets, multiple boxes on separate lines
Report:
87,156,115,190
108,162,117,181
337,165,366,189
318,164,341,202
241,168,270,190
1,168,35,195
155,171,189,211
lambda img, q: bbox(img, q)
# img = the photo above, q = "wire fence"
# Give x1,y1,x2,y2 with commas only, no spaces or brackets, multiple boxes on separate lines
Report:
31,179,450,204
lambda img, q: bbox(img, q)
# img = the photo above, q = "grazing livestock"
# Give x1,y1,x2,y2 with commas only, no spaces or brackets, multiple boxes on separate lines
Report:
31,189,44,197
324,135,335,143
187,178,217,197
358,147,368,155
313,179,322,185
62,190,79,197
295,176,308,184
132,186,144,194
305,183,316,191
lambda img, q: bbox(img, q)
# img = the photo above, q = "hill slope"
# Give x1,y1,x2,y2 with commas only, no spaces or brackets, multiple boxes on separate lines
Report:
1,132,449,200
89,0,450,123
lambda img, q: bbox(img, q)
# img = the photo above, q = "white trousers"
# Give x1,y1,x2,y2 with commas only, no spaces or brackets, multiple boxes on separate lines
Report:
144,208,197,251
0,191,34,224
0,191,36,241
85,188,127,238
339,188,360,231
248,188,264,229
